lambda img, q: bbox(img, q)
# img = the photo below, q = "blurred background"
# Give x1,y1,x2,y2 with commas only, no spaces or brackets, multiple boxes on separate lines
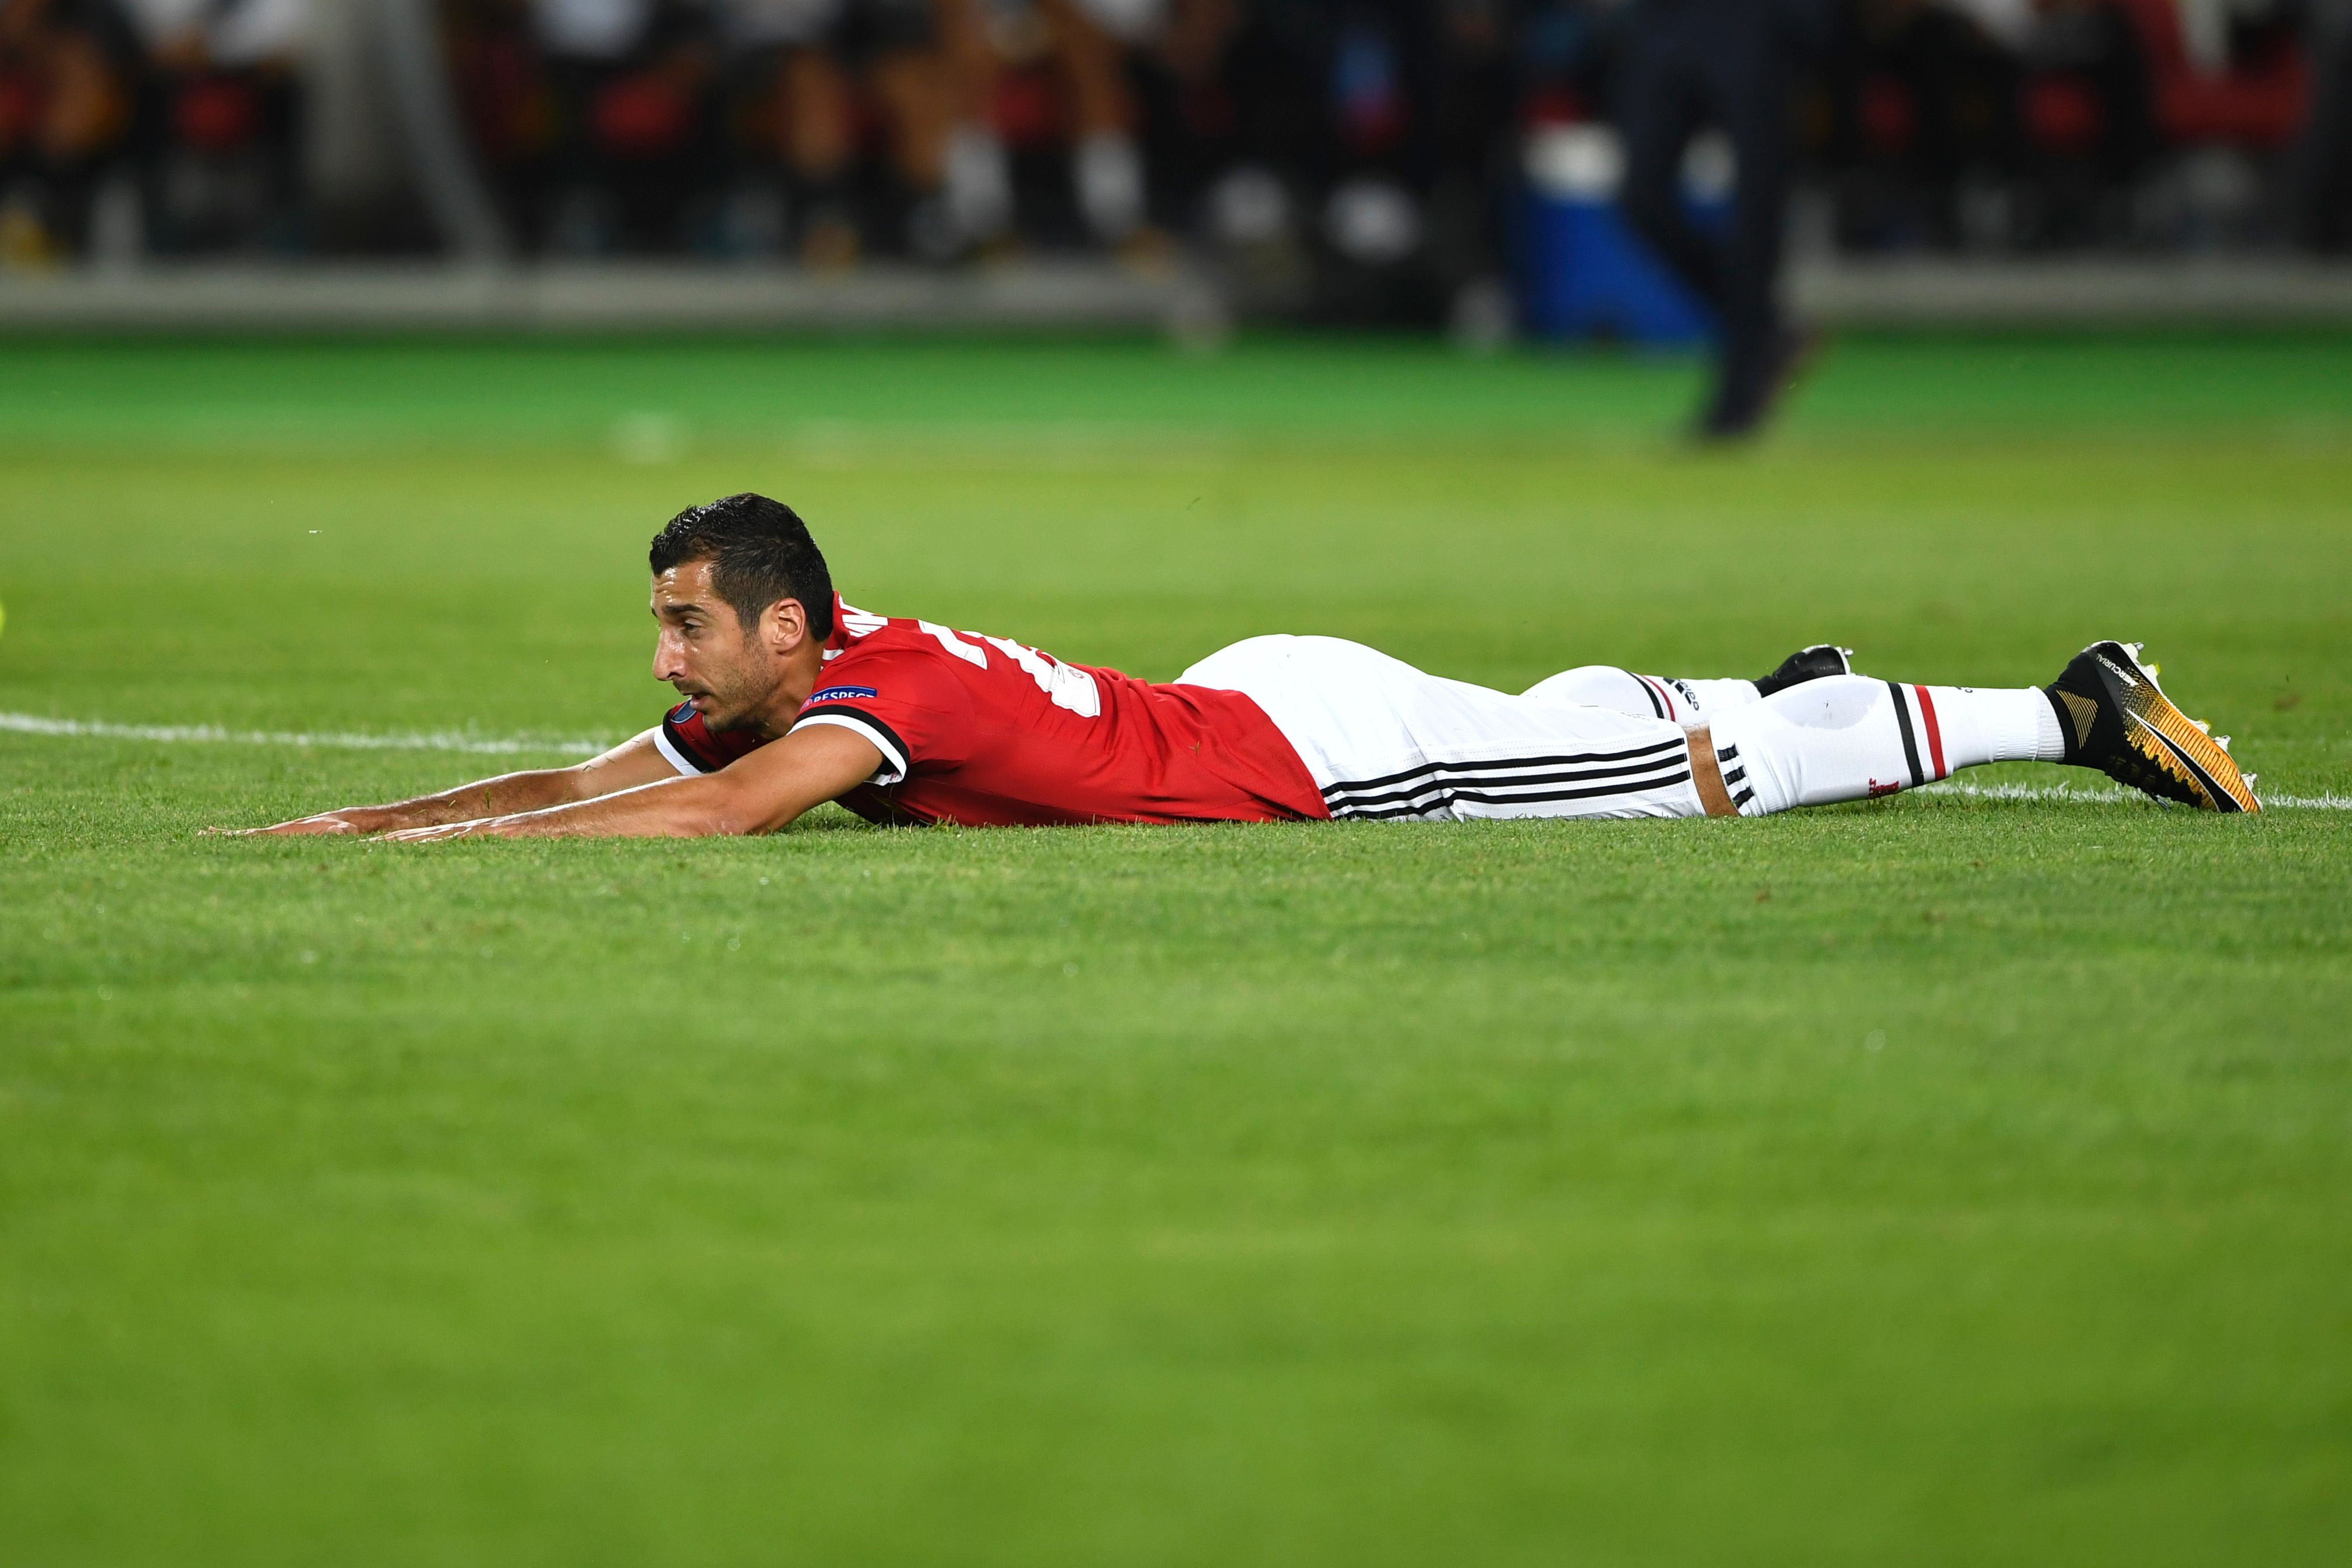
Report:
2,0,2350,336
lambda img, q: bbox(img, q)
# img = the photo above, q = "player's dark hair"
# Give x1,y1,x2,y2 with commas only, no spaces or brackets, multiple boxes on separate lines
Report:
649,493,834,638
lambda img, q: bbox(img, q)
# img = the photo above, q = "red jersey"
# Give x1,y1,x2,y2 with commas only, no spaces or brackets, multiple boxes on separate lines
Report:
653,597,1329,828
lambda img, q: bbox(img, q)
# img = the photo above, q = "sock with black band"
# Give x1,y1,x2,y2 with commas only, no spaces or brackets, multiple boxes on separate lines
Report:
1707,676,2068,815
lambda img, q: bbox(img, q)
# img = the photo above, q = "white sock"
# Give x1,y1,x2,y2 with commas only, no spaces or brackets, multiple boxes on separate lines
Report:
1075,133,1145,242
947,126,1013,242
1523,666,1760,724
1708,677,2065,815
1943,684,2067,765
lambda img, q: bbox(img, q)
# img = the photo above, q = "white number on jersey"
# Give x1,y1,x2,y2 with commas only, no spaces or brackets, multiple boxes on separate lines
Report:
918,621,990,668
983,635,1103,718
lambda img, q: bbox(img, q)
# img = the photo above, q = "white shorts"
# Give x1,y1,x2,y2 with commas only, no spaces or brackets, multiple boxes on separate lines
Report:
1178,635,1707,822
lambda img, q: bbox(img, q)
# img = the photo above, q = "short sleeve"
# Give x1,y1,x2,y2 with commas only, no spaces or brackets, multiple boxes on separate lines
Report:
655,701,767,775
788,645,973,785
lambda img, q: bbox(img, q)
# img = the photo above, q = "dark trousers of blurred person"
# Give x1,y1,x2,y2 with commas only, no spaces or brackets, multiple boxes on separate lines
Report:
2294,1,2352,253
1615,0,1827,439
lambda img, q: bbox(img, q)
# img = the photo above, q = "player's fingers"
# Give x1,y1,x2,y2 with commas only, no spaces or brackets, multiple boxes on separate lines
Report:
236,815,365,837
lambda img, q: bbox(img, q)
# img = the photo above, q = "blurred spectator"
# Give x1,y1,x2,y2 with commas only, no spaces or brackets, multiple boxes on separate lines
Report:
1296,0,1450,319
1172,2,1514,324
120,0,308,252
715,0,961,264
933,0,1154,253
10,0,2346,281
836,0,964,257
1821,0,2025,250
1427,0,1519,309
531,0,715,252
715,0,857,263
0,0,137,263
2014,1,2161,243
443,0,559,241
1120,0,1238,231
1811,0,2322,252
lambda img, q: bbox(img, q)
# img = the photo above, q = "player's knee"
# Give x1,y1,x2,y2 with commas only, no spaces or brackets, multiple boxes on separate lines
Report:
1760,673,1885,731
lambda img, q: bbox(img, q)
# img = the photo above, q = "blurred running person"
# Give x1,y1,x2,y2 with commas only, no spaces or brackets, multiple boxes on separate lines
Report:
224,493,2261,842
1615,0,1830,439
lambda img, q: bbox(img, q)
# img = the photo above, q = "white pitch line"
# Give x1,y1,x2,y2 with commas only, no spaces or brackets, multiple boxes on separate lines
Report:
6,711,2350,810
1917,780,2352,812
0,711,611,758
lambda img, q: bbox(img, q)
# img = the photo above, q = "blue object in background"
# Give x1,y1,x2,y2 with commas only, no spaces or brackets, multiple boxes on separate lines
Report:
1516,125,1729,345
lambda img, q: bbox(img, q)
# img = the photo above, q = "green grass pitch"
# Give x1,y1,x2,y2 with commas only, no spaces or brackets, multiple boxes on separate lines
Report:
3,331,2349,1565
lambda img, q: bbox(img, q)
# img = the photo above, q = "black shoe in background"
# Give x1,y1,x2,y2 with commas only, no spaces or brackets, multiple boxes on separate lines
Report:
1697,326,1820,443
1755,644,1855,697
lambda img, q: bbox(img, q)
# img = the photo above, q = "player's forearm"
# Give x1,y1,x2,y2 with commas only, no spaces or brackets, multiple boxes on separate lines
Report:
379,726,881,844
341,767,592,831
415,776,756,840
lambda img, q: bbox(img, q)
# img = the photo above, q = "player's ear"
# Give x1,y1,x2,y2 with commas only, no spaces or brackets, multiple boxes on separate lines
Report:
768,596,808,652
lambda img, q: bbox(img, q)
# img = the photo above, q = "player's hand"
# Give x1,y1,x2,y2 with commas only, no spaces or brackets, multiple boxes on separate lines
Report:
205,813,372,838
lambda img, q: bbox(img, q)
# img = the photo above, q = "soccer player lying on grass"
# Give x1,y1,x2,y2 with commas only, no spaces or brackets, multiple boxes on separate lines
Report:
227,492,2260,842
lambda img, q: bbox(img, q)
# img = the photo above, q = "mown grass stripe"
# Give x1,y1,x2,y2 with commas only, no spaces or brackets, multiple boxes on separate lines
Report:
0,712,609,758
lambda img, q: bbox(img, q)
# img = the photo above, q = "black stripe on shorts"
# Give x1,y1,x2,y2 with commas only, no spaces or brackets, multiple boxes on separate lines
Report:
1323,738,1687,796
1329,769,1698,820
1322,754,1694,813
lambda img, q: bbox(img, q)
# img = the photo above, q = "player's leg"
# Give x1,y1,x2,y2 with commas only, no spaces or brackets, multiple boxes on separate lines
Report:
1701,675,2057,814
1523,644,1852,725
1186,635,2256,820
1702,642,2258,814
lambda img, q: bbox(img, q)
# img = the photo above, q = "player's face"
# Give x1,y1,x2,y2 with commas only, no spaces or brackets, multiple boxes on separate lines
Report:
650,561,777,730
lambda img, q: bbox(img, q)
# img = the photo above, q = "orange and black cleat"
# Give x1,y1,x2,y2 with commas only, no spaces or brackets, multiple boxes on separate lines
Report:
2046,641,2259,813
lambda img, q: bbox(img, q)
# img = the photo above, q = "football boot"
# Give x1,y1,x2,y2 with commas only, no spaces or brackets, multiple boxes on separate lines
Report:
2044,641,2259,813
1756,644,1856,697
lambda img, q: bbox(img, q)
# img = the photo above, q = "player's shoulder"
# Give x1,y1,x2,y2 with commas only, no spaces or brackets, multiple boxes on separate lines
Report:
808,602,977,714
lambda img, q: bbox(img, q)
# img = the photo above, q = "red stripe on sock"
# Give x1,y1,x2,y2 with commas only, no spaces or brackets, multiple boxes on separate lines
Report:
1913,684,1947,779
1642,674,1677,720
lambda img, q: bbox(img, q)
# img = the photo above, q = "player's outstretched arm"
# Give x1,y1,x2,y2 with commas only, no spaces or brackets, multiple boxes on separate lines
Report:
214,728,686,837
379,724,883,842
